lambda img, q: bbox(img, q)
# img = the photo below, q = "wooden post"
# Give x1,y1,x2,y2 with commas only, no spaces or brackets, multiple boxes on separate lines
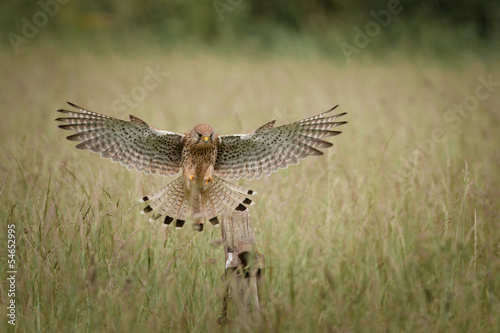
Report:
218,211,265,327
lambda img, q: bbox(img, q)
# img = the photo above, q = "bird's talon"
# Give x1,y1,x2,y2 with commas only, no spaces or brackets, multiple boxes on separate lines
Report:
205,177,214,186
188,175,196,181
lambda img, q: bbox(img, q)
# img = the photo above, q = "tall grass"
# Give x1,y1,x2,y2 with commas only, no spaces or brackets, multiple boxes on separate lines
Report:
1,40,499,332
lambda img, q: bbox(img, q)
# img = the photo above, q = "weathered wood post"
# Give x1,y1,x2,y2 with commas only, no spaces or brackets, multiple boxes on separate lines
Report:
218,211,265,327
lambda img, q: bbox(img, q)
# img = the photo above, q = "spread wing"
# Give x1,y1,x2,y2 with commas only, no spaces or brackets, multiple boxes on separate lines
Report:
214,105,347,180
56,102,184,176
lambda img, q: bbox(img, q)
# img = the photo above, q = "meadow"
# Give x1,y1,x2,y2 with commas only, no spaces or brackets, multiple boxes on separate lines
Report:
1,39,499,332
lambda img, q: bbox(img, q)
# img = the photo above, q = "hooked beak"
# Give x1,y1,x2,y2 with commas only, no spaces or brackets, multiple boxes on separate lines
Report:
202,136,210,144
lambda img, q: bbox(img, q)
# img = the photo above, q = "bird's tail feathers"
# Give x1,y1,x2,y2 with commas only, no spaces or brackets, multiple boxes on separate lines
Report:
140,176,188,228
140,175,255,231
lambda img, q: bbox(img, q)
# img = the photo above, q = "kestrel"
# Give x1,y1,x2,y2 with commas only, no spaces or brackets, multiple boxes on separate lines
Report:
56,102,347,231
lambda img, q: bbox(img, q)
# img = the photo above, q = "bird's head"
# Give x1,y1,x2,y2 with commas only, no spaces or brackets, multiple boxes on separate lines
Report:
191,123,216,147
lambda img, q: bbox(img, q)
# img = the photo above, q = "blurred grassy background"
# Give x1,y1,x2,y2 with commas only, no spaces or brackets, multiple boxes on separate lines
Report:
1,0,500,59
1,1,500,332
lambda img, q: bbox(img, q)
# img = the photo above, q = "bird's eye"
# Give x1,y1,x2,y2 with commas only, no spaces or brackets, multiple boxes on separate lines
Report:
198,133,202,138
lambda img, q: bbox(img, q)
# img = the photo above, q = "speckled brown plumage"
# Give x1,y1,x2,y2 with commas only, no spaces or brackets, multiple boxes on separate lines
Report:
56,102,347,231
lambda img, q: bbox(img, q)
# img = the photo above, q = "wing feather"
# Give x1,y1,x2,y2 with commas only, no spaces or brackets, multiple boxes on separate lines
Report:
214,106,347,180
56,102,184,176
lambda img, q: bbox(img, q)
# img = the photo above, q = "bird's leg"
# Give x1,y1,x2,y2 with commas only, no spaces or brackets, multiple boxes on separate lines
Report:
184,168,197,191
184,168,197,182
203,165,215,189
205,176,214,186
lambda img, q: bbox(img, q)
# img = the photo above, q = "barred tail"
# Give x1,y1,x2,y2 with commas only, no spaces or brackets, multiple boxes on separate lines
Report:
139,175,255,231
198,175,255,229
139,176,188,229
